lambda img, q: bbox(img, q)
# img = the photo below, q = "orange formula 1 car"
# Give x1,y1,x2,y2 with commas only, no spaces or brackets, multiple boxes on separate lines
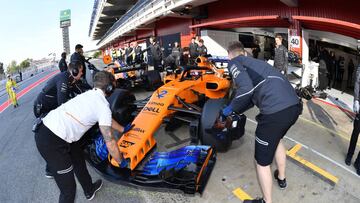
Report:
83,56,246,194
103,54,163,91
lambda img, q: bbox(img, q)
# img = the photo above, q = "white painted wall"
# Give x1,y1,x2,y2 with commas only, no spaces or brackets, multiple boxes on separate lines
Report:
200,30,239,57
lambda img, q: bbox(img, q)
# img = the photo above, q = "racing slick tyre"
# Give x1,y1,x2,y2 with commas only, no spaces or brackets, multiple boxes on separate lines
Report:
116,78,132,89
144,70,162,91
107,89,136,126
200,98,232,152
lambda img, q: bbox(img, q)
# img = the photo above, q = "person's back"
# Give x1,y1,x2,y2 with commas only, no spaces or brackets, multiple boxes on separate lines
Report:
226,41,301,203
229,56,299,114
70,52,84,64
171,46,181,59
37,72,71,112
34,62,86,118
43,88,110,142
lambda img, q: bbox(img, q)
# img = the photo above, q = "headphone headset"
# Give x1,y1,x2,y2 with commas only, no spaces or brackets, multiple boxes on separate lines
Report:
104,72,115,95
69,61,81,77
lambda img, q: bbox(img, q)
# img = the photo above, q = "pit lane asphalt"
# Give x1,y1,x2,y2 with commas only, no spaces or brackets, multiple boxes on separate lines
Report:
0,66,191,203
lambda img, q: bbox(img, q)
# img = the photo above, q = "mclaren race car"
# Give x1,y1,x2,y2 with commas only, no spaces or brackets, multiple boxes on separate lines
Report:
83,56,247,194
102,52,163,91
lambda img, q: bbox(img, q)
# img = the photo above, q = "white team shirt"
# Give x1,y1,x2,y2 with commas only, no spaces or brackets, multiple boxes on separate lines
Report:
43,88,112,143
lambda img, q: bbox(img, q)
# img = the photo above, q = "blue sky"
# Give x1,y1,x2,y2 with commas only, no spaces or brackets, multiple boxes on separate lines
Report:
0,0,98,66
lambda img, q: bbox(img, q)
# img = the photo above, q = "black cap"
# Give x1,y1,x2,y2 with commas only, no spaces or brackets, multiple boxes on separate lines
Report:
75,44,83,50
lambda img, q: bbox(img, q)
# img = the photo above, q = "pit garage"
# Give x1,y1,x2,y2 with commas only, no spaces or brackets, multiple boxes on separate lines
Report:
81,0,360,202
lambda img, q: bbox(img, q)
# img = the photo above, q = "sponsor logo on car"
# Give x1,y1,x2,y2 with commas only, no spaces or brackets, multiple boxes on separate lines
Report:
148,101,164,106
120,140,135,148
133,127,145,133
143,106,160,113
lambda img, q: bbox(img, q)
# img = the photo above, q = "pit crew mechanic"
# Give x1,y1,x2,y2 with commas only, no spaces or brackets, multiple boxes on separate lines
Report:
35,71,131,203
59,52,68,72
345,62,360,175
34,61,85,118
217,41,302,203
70,44,86,79
34,61,88,178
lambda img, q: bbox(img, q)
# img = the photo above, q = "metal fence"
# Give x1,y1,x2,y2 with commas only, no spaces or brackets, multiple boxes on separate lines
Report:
0,62,57,92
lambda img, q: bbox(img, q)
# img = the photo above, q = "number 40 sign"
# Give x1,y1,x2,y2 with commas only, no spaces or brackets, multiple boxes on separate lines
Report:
290,36,301,48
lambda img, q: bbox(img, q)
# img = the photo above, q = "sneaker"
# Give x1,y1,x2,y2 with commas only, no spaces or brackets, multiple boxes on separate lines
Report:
355,161,360,176
85,179,103,200
345,156,352,166
45,170,54,179
274,169,287,189
244,198,266,203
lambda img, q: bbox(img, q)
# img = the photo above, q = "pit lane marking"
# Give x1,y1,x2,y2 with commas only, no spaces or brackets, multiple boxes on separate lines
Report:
247,118,360,180
286,144,339,185
232,187,252,201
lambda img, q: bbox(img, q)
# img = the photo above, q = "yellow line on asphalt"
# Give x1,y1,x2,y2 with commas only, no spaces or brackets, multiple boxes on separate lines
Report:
233,188,252,201
299,116,360,148
287,143,302,156
286,144,339,185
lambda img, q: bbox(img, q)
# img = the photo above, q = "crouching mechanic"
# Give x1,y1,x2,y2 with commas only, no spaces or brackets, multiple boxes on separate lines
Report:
218,41,302,203
34,61,86,118
35,71,130,202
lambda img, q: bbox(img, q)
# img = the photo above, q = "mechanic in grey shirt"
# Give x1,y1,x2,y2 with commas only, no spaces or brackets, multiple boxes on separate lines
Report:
274,34,288,75
217,41,301,203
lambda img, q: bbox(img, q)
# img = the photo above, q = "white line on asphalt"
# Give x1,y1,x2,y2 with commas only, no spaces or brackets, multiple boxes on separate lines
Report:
246,118,360,180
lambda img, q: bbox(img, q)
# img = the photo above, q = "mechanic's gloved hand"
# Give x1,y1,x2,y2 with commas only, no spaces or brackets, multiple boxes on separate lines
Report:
222,105,233,117
123,123,135,134
354,100,359,114
213,105,233,130
119,154,129,168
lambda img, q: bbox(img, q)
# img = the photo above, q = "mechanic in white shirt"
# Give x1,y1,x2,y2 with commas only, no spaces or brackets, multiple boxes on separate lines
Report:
35,71,127,203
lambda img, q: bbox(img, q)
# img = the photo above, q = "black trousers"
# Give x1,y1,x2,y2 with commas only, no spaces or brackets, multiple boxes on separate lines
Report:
35,124,93,203
347,114,360,167
153,59,163,72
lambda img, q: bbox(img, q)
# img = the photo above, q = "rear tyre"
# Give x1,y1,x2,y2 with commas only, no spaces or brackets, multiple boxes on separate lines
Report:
107,89,136,126
116,78,132,89
200,98,232,152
